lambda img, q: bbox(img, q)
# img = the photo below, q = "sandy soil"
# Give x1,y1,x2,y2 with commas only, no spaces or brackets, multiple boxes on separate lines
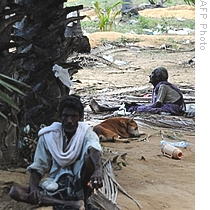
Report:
0,5,195,210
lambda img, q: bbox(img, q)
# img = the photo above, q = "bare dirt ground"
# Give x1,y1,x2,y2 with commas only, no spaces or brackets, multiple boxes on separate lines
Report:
0,5,195,210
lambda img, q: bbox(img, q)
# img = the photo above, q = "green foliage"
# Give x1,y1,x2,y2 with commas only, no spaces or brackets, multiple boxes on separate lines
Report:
82,15,194,35
119,36,141,44
81,20,99,33
0,73,31,119
137,16,158,29
93,1,122,31
184,0,195,6
116,161,127,170
73,0,195,36
66,0,192,8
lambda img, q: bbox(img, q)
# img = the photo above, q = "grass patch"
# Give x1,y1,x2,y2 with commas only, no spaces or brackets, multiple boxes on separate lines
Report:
65,0,194,35
82,16,194,35
65,0,187,8
118,36,142,43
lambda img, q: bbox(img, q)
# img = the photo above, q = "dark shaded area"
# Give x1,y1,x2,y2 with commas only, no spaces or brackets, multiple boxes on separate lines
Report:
0,0,91,168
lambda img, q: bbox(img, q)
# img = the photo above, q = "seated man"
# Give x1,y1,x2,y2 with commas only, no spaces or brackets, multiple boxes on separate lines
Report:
10,94,103,210
90,67,186,116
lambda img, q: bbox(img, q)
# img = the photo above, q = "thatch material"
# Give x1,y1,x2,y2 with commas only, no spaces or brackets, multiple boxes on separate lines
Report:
89,159,142,210
134,113,195,132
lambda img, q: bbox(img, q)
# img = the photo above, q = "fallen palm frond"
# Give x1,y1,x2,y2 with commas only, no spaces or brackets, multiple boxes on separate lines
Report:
89,189,120,210
90,159,143,210
126,95,195,104
0,73,32,119
134,114,195,132
136,131,160,142
96,41,195,54
160,130,188,141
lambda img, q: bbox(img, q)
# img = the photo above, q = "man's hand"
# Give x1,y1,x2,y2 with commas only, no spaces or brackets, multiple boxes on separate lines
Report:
152,101,162,108
90,167,103,189
28,189,41,205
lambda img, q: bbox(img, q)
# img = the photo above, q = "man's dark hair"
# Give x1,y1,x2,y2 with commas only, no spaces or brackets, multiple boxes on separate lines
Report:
154,66,168,81
58,94,84,117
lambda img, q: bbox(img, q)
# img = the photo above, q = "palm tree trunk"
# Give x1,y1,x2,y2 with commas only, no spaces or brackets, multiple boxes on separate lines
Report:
0,0,90,168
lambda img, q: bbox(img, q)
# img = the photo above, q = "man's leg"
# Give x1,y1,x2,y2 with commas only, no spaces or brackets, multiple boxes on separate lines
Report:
9,185,85,209
10,185,30,203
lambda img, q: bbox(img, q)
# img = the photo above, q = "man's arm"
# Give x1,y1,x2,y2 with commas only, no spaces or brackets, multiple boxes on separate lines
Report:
155,84,167,106
28,169,42,204
26,136,51,204
88,147,103,189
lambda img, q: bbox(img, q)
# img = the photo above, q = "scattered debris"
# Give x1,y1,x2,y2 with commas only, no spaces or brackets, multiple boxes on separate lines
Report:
160,140,190,148
161,144,183,159
140,156,146,161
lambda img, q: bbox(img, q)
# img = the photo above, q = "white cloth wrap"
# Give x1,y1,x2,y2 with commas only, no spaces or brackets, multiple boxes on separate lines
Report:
38,122,89,167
